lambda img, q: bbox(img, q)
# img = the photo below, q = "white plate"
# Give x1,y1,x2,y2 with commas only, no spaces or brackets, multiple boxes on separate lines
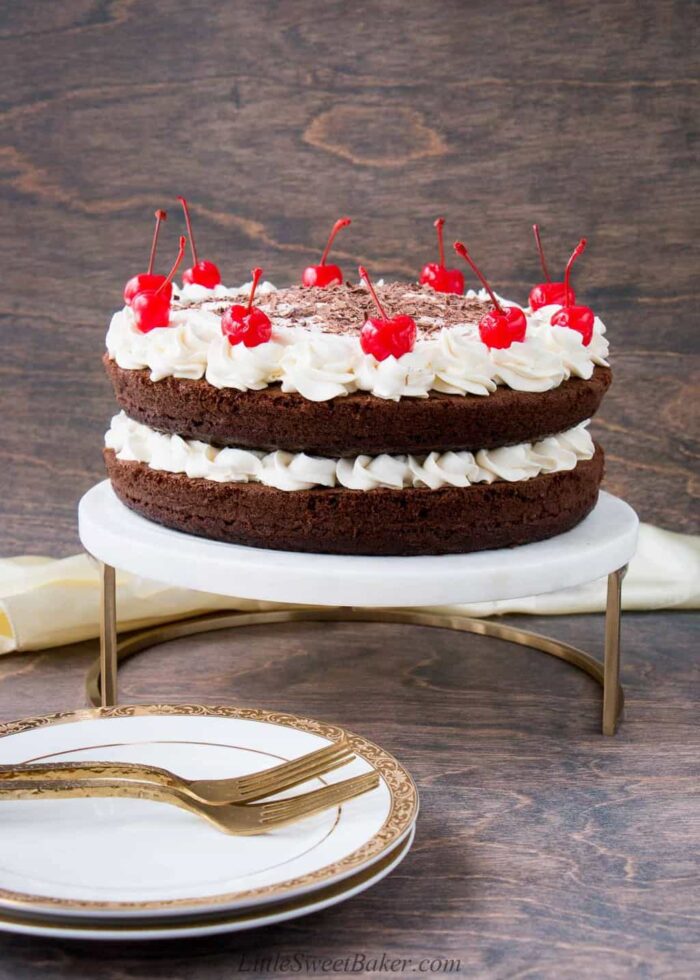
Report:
0,705,418,920
79,482,639,606
0,827,415,940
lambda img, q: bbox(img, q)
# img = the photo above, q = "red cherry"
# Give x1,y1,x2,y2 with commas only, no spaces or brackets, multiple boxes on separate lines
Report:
182,260,221,289
422,265,465,295
550,304,595,345
550,239,594,345
360,314,417,361
178,196,221,288
302,217,351,287
123,209,171,305
358,266,416,361
303,264,343,288
132,290,171,333
476,307,527,349
221,268,272,347
529,281,568,310
453,242,526,349
124,273,171,307
528,224,573,311
420,218,465,295
132,236,186,334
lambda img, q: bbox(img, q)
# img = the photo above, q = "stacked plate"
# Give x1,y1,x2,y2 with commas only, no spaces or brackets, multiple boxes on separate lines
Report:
0,705,418,940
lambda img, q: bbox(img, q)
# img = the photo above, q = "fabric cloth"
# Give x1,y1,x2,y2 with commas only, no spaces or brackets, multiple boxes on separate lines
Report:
0,524,697,655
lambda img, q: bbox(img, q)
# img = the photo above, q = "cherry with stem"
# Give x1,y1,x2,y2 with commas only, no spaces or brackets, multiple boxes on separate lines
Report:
221,268,272,347
132,236,186,333
529,224,572,311
123,209,170,306
420,218,465,295
549,239,595,345
302,217,352,287
453,242,527,349
358,265,416,361
178,196,222,289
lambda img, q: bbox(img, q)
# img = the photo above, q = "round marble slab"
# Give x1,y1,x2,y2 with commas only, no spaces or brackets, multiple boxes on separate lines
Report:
79,481,638,607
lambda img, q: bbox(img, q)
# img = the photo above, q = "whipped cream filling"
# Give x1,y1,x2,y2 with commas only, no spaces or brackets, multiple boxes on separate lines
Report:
106,283,609,403
106,412,595,492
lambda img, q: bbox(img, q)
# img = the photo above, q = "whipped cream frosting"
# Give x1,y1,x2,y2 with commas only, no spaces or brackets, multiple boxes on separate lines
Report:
106,412,595,492
106,282,609,403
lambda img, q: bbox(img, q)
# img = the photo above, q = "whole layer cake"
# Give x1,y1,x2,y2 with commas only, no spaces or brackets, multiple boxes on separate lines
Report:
104,249,612,555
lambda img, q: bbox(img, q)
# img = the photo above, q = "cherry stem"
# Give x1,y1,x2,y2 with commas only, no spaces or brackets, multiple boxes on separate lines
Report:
147,210,167,275
452,242,503,313
532,224,551,282
563,238,587,306
320,217,351,266
155,236,186,294
358,266,388,321
177,197,199,266
434,217,446,268
247,268,263,313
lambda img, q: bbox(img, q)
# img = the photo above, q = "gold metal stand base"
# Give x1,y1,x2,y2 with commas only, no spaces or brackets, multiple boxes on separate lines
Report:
87,567,627,735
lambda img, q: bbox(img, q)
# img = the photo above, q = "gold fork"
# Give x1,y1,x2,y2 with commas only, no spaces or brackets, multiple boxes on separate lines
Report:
0,771,380,835
0,739,354,805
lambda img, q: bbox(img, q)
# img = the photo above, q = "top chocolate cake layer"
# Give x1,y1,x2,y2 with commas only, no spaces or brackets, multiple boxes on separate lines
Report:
105,356,612,456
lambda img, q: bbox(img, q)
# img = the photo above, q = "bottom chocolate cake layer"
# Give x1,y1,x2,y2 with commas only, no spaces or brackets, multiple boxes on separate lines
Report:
105,445,605,556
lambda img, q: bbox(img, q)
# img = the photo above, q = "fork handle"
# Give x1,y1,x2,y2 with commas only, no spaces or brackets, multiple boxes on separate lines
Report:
0,761,182,791
0,777,202,820
0,740,353,800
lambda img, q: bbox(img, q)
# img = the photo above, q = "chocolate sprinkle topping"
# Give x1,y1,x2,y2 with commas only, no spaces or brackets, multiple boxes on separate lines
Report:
174,282,492,337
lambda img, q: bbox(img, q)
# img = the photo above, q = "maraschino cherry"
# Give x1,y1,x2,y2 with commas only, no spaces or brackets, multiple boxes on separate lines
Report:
453,242,527,349
528,224,572,311
178,196,222,288
132,236,186,334
302,217,351,287
221,268,272,347
550,239,594,345
123,210,171,306
420,218,465,295
358,266,416,361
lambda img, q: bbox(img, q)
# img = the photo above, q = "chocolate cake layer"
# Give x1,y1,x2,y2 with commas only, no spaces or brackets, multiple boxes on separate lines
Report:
105,445,604,556
105,356,612,456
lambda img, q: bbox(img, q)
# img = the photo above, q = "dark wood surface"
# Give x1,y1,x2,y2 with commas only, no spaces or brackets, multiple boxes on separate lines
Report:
0,616,698,978
0,0,698,976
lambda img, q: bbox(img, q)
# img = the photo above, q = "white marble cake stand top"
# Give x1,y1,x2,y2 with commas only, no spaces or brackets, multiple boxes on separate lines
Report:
79,482,638,608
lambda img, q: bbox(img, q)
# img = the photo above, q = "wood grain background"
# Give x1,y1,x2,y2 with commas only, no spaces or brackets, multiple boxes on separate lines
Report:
0,1,698,976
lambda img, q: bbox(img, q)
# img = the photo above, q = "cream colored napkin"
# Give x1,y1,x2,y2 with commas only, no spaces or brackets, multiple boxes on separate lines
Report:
0,524,697,654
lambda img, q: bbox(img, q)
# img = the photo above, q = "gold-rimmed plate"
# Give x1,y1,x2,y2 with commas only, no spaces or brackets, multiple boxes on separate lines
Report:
0,827,415,940
0,704,418,920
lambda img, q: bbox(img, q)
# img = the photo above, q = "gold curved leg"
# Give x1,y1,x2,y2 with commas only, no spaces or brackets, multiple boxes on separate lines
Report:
92,564,626,734
98,562,118,709
603,566,626,735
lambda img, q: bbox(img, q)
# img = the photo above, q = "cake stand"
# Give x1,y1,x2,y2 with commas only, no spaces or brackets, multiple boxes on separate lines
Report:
78,482,638,736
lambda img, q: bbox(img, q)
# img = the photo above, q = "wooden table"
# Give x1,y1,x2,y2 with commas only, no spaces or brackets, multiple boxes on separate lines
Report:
0,1,697,975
